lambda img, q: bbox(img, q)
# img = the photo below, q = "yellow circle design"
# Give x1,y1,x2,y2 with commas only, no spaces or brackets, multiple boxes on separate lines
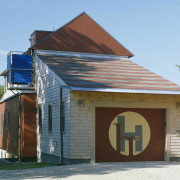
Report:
109,111,151,156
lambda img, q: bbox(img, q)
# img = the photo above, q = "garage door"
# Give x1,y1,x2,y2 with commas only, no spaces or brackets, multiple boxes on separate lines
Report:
95,107,165,162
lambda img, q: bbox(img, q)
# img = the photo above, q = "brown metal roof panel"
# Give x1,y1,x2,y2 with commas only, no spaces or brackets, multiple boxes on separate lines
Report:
41,60,145,69
37,54,180,92
32,13,133,57
53,72,171,83
0,69,7,76
67,82,180,91
44,63,148,72
62,78,178,88
52,69,164,79
59,76,176,86
46,65,163,76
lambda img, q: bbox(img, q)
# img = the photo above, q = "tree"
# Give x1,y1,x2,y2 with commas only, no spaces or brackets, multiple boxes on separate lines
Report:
0,85,4,99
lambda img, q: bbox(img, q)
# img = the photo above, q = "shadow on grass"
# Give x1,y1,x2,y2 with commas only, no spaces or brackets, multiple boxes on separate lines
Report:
0,162,56,170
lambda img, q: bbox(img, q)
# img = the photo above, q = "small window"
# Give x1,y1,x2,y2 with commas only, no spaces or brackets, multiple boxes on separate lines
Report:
38,106,42,133
1,113,3,136
61,100,65,133
48,105,52,132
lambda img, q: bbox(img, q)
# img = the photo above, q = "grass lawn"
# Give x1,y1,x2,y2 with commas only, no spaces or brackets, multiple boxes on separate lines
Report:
0,162,57,170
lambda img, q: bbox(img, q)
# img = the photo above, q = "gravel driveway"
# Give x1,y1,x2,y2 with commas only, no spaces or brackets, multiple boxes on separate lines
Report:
0,161,180,180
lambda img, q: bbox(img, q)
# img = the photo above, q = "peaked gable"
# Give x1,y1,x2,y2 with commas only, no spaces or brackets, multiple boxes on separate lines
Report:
31,12,133,57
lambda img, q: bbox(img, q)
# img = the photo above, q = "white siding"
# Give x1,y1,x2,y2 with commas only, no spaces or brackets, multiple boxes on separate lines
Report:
35,55,71,161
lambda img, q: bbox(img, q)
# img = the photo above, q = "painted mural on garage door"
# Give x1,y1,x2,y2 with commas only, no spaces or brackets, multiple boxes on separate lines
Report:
109,112,151,157
95,108,165,162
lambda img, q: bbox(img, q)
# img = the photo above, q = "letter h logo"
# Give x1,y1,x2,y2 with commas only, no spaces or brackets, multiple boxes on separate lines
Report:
114,116,142,156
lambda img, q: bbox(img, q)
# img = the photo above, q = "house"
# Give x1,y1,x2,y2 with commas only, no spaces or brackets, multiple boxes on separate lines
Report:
1,12,180,163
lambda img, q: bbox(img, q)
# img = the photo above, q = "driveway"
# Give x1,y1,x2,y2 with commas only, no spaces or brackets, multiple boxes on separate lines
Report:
0,161,180,179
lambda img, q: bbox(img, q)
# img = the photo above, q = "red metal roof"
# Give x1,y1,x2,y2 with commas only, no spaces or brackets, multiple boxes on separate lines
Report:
37,53,180,92
31,12,133,57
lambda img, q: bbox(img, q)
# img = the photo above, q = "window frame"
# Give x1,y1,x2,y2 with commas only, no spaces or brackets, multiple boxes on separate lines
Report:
61,100,65,133
48,104,52,132
38,105,42,133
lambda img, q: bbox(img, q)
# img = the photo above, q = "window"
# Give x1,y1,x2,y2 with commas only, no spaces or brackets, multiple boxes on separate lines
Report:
48,105,52,132
1,113,3,136
61,100,65,133
4,75,7,93
38,106,42,133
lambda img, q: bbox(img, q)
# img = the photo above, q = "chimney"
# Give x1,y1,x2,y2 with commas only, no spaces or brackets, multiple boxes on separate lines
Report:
29,30,53,47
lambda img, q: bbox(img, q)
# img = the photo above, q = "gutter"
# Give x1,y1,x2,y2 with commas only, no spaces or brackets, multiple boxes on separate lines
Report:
70,87,180,95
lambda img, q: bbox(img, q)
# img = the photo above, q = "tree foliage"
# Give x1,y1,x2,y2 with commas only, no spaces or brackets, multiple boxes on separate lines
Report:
0,85,4,99
177,65,180,70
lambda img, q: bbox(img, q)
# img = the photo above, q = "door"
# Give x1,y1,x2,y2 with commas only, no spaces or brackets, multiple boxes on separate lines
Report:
95,107,165,162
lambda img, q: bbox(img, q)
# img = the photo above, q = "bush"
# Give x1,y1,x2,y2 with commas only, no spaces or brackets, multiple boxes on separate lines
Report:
0,85,4,99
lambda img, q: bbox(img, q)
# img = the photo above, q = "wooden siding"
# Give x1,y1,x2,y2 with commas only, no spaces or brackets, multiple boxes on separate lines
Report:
0,94,36,158
0,96,19,155
70,91,180,161
35,55,71,161
23,94,37,157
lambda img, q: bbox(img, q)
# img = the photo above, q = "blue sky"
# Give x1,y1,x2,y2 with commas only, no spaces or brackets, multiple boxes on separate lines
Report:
0,0,180,85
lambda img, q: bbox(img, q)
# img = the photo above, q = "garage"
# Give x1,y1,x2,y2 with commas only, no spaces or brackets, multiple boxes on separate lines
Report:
95,107,165,162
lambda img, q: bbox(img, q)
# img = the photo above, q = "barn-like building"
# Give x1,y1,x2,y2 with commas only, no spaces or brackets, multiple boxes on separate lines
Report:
1,12,180,163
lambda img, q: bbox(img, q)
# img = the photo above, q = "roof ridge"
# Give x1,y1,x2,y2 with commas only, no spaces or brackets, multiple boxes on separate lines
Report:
82,12,134,57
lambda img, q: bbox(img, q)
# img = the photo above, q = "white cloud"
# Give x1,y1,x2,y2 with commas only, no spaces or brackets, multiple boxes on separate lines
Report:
0,50,8,56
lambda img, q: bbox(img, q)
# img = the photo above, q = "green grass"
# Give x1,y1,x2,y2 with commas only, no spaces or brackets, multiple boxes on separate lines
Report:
0,162,56,170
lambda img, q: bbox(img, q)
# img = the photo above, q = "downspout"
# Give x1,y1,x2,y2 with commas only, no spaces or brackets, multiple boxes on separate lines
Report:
18,95,21,162
60,87,64,164
18,94,24,162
